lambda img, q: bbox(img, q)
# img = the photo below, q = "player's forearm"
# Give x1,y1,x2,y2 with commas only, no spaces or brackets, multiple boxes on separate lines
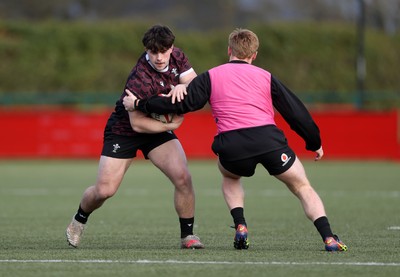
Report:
137,72,211,114
128,112,179,133
271,76,321,151
130,122,174,133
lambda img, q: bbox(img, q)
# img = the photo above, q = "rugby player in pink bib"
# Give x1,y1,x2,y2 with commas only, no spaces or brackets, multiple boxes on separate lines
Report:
124,28,347,252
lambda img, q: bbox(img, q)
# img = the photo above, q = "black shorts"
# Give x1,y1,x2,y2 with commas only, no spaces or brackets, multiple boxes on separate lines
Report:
212,125,296,176
219,145,296,177
101,131,177,159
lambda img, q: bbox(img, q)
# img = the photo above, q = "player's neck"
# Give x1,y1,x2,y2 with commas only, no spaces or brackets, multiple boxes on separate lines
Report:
229,56,253,64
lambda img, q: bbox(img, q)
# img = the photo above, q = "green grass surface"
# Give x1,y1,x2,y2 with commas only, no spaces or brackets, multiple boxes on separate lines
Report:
0,159,399,276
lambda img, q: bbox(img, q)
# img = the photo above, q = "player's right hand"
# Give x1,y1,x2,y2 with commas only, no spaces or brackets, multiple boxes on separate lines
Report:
124,89,138,111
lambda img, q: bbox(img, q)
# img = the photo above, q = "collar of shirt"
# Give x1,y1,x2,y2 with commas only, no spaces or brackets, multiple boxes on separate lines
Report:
228,60,249,64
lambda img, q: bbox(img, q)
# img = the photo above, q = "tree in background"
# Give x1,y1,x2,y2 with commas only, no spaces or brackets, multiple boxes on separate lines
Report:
0,0,399,34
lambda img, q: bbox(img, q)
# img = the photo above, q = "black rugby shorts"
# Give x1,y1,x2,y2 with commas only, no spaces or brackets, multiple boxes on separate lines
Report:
219,145,296,177
101,131,177,159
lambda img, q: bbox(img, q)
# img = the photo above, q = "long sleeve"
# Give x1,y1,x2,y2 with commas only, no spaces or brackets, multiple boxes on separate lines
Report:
271,75,321,151
136,72,212,115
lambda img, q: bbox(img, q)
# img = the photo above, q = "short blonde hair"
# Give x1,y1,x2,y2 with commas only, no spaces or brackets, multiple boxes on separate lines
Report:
228,28,259,59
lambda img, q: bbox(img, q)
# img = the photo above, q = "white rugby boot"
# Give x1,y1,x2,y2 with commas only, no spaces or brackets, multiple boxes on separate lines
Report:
66,218,85,248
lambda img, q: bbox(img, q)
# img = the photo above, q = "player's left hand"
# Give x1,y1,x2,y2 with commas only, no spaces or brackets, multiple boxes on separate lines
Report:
166,84,187,104
168,114,184,130
123,89,138,111
314,146,324,161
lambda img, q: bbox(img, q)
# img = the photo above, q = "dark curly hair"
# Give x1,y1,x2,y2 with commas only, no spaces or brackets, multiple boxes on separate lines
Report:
142,25,175,53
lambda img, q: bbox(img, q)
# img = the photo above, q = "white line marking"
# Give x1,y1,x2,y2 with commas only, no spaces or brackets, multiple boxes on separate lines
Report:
0,260,399,267
388,226,400,230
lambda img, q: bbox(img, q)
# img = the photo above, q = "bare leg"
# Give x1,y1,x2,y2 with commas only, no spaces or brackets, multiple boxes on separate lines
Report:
148,139,194,219
66,155,132,247
80,155,133,213
275,156,348,251
148,139,204,248
218,159,244,210
218,159,249,249
274,156,326,221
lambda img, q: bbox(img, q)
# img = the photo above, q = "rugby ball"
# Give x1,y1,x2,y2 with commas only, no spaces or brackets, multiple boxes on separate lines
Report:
150,113,174,123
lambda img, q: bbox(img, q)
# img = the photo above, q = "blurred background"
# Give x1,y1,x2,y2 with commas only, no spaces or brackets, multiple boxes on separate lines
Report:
0,0,399,159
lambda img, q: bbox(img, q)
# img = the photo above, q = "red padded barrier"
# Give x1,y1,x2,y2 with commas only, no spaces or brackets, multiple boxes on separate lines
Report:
274,110,400,160
0,108,399,160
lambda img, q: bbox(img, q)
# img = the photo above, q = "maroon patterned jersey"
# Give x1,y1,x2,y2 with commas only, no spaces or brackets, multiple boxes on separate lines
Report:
105,47,193,136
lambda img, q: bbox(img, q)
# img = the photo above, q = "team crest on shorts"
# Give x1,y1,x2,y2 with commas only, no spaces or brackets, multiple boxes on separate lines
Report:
113,143,120,153
281,153,291,166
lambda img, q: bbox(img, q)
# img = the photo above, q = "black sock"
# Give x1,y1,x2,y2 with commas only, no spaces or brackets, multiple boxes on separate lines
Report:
230,207,246,229
74,205,91,224
179,217,194,238
314,216,334,241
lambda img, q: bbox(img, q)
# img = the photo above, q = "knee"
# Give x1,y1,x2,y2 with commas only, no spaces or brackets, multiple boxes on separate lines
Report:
293,181,314,197
287,179,312,196
94,182,118,201
173,169,193,190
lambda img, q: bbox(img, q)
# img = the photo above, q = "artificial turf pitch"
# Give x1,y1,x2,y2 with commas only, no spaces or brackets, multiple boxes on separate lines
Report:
0,159,399,276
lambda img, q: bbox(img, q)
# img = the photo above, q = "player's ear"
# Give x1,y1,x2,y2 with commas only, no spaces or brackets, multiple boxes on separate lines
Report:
252,51,258,61
227,46,232,56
